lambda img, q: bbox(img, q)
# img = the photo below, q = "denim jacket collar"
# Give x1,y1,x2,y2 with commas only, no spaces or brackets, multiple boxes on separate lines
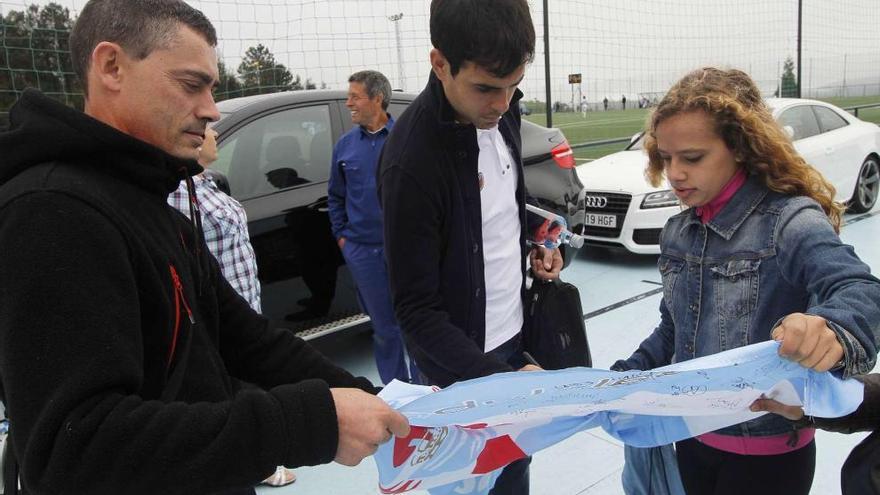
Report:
679,174,768,241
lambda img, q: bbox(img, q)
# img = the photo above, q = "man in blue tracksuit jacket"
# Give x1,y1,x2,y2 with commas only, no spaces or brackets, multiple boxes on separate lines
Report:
328,70,418,384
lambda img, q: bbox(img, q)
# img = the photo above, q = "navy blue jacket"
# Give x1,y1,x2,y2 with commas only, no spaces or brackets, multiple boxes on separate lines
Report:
378,72,528,387
327,116,394,245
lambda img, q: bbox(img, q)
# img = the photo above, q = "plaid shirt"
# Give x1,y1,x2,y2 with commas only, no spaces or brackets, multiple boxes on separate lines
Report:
168,175,261,312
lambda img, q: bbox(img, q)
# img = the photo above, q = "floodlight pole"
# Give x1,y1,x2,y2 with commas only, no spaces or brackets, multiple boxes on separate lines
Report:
543,0,552,127
388,13,405,91
796,0,802,98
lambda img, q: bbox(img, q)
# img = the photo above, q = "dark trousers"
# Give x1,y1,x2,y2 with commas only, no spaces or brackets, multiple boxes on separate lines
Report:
489,455,531,495
675,438,815,495
214,489,256,495
342,240,419,384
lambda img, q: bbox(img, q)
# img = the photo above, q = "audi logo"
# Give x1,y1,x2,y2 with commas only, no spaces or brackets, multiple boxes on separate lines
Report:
584,195,608,208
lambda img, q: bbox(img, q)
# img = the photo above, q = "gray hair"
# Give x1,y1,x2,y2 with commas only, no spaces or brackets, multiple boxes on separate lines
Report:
70,0,217,95
348,70,392,110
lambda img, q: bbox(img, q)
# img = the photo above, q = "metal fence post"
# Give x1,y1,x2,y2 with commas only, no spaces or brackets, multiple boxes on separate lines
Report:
543,0,552,127
797,0,802,98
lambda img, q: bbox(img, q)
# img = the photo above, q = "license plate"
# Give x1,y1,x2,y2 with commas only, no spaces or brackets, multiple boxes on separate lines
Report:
585,213,617,228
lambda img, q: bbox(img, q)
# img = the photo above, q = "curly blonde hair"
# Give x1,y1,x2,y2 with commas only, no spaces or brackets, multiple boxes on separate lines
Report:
644,67,843,231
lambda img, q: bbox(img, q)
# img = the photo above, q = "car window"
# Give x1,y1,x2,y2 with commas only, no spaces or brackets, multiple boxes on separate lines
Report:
215,105,333,200
812,105,849,133
388,102,410,122
777,106,821,140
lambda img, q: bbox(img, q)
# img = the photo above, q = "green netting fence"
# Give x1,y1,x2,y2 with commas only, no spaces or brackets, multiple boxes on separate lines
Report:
2,0,879,130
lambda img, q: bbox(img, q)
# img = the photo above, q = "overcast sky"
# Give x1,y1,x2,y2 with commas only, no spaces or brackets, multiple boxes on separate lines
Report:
2,0,878,103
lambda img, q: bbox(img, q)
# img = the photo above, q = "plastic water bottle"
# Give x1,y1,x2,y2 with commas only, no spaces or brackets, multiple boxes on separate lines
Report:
526,204,585,249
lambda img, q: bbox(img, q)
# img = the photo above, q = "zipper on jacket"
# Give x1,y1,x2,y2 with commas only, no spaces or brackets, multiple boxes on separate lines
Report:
181,168,205,296
167,264,195,369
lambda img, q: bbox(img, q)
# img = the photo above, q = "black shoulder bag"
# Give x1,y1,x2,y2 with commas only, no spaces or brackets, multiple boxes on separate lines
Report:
522,277,592,370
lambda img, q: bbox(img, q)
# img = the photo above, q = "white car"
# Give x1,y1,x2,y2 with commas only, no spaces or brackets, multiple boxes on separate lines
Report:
576,98,880,254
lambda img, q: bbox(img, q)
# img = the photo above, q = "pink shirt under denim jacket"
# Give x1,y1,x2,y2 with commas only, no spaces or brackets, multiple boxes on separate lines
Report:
695,168,814,455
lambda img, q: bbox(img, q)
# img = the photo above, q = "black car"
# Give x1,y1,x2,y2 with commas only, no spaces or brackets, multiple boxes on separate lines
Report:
212,90,584,339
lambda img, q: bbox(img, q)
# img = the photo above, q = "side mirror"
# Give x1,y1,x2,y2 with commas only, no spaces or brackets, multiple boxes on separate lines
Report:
783,125,795,139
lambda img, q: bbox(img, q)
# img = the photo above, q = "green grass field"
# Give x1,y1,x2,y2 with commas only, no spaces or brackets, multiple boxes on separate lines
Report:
525,96,880,162
525,109,649,161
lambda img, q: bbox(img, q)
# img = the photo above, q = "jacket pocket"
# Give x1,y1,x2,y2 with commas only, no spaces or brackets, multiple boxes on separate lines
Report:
206,202,247,239
341,160,366,201
711,258,761,319
659,255,685,321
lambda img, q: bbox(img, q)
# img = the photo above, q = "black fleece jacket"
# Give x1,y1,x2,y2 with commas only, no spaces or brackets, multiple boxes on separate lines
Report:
811,374,880,495
0,90,374,495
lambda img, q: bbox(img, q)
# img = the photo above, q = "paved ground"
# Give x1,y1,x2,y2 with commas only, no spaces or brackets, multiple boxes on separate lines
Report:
259,201,880,495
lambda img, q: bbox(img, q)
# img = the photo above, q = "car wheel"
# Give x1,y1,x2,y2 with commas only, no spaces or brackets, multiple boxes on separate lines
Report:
848,155,880,213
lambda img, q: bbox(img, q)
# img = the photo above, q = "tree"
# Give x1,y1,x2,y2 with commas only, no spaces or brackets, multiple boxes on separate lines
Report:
1,3,79,126
232,44,325,98
0,3,83,128
214,60,242,102
780,56,799,98
289,74,303,91
237,44,295,96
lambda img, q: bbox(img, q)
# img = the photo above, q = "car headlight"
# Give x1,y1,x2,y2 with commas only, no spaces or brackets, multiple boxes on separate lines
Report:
640,190,679,209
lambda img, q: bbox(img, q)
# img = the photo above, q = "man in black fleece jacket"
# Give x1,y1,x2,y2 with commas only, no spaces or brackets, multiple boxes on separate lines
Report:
0,1,408,494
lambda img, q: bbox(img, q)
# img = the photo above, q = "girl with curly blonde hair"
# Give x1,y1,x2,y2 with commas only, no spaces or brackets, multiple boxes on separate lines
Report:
644,67,844,230
613,67,880,495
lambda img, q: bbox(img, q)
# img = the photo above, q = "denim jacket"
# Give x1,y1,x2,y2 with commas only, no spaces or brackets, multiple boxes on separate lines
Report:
615,175,880,437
